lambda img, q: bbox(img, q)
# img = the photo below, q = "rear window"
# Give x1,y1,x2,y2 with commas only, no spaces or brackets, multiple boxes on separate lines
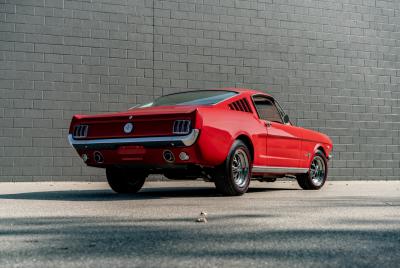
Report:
141,90,237,107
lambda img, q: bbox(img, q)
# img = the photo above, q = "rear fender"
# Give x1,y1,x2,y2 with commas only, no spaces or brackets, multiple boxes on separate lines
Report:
195,108,232,166
195,108,257,166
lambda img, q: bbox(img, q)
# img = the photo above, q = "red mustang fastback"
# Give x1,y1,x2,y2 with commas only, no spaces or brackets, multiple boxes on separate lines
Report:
68,88,333,195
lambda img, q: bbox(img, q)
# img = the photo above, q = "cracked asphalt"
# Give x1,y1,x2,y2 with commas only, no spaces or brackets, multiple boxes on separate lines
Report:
0,180,399,268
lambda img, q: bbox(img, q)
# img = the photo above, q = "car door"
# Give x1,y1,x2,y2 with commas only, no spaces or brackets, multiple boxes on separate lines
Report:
252,95,301,168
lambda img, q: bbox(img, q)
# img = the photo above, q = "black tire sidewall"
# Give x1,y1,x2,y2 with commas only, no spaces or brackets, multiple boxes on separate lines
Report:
106,167,147,193
225,140,252,193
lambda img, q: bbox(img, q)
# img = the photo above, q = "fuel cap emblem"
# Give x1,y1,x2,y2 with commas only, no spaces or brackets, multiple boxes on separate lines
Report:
123,122,133,133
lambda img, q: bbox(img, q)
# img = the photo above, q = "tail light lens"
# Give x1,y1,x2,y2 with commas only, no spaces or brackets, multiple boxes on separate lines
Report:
173,120,191,135
73,124,89,138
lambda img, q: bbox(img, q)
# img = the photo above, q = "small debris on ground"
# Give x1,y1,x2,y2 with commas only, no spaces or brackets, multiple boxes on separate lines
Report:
196,211,208,223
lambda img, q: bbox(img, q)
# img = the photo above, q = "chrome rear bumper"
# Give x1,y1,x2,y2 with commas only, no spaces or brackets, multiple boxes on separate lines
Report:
68,129,200,150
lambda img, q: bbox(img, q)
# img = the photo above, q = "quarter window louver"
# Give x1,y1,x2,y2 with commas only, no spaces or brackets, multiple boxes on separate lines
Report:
229,98,252,113
173,120,191,135
73,125,89,138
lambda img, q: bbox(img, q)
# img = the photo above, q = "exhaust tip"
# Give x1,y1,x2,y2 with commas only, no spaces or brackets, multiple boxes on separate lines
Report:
163,150,175,163
93,151,104,163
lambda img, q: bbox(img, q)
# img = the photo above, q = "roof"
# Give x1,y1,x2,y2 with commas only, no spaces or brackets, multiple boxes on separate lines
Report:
219,87,272,97
156,87,273,99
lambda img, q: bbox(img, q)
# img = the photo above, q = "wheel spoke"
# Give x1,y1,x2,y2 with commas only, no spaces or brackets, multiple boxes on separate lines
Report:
309,156,326,187
231,148,249,188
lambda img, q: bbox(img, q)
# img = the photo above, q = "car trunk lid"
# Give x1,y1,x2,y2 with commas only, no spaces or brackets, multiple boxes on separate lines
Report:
70,106,198,139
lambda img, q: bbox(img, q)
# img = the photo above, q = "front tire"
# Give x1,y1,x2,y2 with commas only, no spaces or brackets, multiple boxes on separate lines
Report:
213,140,252,196
297,150,328,190
106,167,147,194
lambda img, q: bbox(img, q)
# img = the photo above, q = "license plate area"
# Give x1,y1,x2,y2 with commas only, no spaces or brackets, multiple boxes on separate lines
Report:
117,145,146,155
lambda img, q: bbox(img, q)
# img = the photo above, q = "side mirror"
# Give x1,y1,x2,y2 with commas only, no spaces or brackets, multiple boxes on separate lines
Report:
283,114,290,124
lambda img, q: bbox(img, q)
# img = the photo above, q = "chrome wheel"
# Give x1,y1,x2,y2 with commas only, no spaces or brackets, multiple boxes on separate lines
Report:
213,140,252,195
231,148,250,188
310,156,326,187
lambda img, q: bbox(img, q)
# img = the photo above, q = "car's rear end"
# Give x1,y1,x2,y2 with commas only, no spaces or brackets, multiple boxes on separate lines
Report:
68,89,260,195
68,106,203,169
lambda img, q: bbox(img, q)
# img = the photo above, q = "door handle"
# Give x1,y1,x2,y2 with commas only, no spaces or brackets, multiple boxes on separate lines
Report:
265,121,271,127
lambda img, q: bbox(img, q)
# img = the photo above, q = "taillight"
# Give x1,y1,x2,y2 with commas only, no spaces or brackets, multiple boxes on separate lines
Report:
73,124,89,138
172,120,191,135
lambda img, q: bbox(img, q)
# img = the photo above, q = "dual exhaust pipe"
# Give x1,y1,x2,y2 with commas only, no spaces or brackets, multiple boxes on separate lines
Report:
163,150,175,163
93,151,104,163
85,150,186,164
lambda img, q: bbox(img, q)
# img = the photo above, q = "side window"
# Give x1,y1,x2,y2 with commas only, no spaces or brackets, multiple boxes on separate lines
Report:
253,97,283,123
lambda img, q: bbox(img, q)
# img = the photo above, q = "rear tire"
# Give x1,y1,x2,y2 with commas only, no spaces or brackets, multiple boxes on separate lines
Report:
213,140,252,196
297,150,327,190
106,167,147,194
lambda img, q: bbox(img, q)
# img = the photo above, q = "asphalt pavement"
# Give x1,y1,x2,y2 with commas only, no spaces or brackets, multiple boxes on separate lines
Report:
0,180,399,268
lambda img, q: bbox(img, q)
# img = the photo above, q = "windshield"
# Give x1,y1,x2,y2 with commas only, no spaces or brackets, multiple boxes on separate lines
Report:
139,90,237,107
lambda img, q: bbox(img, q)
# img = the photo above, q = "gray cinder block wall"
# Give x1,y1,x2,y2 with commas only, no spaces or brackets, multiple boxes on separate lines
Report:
0,0,399,181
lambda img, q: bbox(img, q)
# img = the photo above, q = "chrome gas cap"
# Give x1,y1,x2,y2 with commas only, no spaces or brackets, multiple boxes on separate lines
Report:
123,122,134,134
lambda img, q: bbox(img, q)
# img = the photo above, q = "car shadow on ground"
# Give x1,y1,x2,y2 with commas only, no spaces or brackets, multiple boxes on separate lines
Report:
0,186,298,201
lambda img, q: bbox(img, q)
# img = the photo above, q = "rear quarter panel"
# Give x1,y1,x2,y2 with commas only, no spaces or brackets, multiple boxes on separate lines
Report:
195,107,266,167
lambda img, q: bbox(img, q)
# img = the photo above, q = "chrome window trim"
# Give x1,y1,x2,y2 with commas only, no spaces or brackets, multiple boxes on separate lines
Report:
68,129,200,150
252,165,309,174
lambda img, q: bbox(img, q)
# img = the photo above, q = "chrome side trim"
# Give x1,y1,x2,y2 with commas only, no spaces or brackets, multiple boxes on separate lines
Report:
252,165,309,174
68,129,200,150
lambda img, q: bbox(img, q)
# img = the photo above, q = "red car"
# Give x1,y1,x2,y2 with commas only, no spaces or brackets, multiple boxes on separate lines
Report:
68,88,333,195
